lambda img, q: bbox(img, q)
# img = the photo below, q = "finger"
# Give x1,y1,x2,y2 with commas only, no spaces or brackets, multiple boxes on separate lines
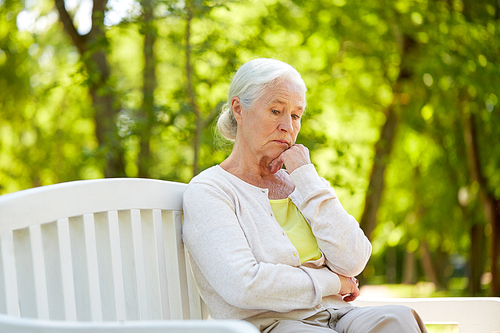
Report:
279,145,311,173
347,277,359,295
343,283,360,302
350,290,360,302
343,291,359,302
269,158,284,174
348,277,358,286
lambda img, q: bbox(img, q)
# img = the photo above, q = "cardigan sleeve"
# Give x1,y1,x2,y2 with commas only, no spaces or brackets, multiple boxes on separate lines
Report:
182,181,341,312
289,164,372,277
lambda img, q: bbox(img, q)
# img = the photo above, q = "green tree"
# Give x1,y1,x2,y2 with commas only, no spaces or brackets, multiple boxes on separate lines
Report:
54,0,126,177
137,0,158,177
2,0,499,296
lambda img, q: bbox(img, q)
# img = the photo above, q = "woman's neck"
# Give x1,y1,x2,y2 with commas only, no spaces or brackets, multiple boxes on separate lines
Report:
220,149,294,200
220,145,274,183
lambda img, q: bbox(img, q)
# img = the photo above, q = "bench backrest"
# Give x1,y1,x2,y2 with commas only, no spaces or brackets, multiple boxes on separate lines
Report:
0,178,204,322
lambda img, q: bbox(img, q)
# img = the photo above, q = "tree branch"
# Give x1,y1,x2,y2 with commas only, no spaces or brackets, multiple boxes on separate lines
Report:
54,0,87,54
202,101,224,128
90,0,108,37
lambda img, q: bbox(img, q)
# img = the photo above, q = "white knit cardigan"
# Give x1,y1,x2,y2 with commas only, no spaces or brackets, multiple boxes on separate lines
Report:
182,164,372,321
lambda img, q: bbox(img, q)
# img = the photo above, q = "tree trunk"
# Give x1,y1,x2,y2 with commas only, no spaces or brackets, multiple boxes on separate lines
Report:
359,103,398,240
492,201,500,296
420,241,440,288
469,222,487,294
54,0,125,177
461,93,500,296
402,249,416,284
184,1,201,177
138,0,157,178
386,247,397,284
359,32,418,240
183,2,223,177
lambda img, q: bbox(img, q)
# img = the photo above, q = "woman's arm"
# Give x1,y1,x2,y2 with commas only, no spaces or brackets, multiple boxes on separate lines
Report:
273,144,372,277
290,164,372,277
182,182,342,312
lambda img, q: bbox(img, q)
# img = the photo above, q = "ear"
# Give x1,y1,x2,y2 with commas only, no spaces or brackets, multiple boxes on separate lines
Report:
231,97,243,124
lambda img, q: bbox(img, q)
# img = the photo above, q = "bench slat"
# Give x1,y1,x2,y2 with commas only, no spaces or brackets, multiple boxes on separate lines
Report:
94,211,117,321
83,214,102,322
0,231,19,316
41,222,65,320
172,211,191,320
108,211,126,321
118,210,139,320
29,225,49,320
153,209,170,320
162,211,184,319
0,179,186,234
69,216,92,321
185,246,203,320
140,210,162,320
57,218,77,321
130,209,149,320
14,228,37,318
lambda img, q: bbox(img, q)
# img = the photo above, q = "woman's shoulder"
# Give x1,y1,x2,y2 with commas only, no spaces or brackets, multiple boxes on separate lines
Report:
184,165,261,210
186,165,266,200
185,165,224,193
186,165,241,194
188,165,239,186
189,165,221,182
183,166,231,208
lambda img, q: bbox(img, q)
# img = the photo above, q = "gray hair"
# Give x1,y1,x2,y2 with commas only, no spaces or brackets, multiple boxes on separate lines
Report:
217,58,307,141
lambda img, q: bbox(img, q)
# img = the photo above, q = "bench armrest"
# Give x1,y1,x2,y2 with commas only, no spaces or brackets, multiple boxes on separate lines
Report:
0,314,260,333
352,297,500,333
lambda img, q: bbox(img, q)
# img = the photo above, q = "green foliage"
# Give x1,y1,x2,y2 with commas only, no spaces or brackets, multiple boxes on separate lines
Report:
1,0,499,294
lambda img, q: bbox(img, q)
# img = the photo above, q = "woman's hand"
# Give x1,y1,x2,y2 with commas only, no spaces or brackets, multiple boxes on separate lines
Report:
269,144,312,174
338,275,360,302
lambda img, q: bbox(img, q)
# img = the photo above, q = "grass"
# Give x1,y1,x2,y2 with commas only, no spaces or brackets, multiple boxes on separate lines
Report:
425,324,459,333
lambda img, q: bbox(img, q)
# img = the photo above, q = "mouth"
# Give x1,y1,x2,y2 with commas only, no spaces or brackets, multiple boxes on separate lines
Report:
273,140,291,148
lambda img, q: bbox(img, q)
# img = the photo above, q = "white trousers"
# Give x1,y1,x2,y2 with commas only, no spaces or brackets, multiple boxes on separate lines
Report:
248,305,428,333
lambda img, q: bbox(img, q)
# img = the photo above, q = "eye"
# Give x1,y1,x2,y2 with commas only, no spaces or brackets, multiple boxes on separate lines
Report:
271,109,280,115
292,114,301,120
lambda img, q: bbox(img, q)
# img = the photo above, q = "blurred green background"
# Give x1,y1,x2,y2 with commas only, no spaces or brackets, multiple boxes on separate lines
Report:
1,0,499,300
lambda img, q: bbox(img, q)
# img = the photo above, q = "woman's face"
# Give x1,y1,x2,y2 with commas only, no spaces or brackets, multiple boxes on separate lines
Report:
233,79,306,164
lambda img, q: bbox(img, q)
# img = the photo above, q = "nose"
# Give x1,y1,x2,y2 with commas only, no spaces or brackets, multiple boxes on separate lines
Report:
278,115,293,132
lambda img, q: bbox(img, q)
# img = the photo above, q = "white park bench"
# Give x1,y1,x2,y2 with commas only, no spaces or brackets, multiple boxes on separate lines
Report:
0,178,499,333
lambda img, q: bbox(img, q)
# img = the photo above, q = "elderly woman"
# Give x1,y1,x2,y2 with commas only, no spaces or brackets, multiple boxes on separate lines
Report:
182,58,426,333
